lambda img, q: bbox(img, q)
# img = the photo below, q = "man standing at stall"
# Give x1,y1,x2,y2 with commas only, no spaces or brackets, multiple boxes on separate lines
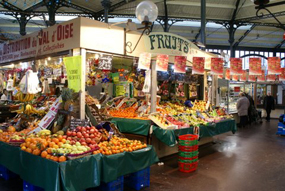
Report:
0,89,8,102
237,92,250,128
263,92,275,122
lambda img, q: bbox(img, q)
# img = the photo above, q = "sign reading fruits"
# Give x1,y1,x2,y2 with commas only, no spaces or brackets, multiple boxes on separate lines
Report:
230,58,242,75
279,68,285,81
249,58,262,75
156,54,169,72
257,70,265,81
225,69,231,80
268,57,281,74
266,74,276,81
211,58,223,75
240,71,247,81
174,56,187,73
138,52,151,70
192,57,205,75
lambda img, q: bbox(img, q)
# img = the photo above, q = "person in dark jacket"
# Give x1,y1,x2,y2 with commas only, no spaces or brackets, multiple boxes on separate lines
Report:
237,92,250,127
263,92,275,122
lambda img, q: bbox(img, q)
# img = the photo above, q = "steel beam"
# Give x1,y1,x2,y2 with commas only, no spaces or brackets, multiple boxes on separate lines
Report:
236,11,285,22
234,24,256,48
101,0,111,23
275,40,285,49
61,0,95,15
25,1,45,12
206,44,285,52
163,0,169,32
201,0,206,49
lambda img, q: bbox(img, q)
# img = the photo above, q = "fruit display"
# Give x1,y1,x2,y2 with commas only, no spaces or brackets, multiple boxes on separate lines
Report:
148,113,177,129
192,100,207,112
94,136,147,155
165,115,189,129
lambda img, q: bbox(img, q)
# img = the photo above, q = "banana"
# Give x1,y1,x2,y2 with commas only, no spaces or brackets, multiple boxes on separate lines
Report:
19,92,24,102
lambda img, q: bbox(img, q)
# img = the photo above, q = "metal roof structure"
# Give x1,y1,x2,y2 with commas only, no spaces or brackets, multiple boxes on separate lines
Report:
0,0,284,51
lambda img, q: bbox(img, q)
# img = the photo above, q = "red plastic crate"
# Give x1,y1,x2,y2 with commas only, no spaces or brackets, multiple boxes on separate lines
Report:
178,161,198,173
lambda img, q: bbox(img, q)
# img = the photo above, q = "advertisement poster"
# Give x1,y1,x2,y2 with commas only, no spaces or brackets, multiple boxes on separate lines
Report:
174,56,187,73
279,68,285,81
249,58,262,75
192,57,205,75
211,58,223,75
138,52,151,70
63,56,82,92
268,57,281,74
240,71,247,81
257,70,265,81
230,58,243,75
248,75,256,82
225,69,231,80
232,75,239,81
156,54,169,72
266,74,276,82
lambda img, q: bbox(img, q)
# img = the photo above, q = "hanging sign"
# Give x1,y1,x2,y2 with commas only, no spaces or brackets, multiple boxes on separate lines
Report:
98,55,113,70
230,58,243,75
192,57,205,75
156,54,169,72
268,57,281,74
116,85,126,96
240,71,247,81
138,52,151,70
232,75,239,81
257,70,265,81
63,56,82,92
266,74,276,81
248,75,256,82
211,58,223,75
249,58,262,75
174,56,187,73
279,68,285,81
225,69,231,80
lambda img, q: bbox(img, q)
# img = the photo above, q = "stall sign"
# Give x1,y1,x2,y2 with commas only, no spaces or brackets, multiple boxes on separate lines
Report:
156,54,169,72
266,74,277,81
232,75,239,81
0,18,80,64
248,75,256,82
268,57,281,74
225,69,231,80
63,56,82,92
138,52,151,70
98,55,113,70
116,85,125,96
257,70,265,81
174,56,187,73
279,68,285,81
249,58,262,75
70,119,90,131
240,71,247,81
192,57,205,75
230,58,242,75
211,58,223,75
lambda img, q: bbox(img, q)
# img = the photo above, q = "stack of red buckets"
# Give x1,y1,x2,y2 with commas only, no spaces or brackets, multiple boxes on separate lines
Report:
178,134,199,173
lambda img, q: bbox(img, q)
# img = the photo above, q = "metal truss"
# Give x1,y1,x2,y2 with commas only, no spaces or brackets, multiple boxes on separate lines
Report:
234,24,257,48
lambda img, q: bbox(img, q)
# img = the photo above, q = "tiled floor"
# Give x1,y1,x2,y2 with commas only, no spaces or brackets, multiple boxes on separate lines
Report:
1,119,284,191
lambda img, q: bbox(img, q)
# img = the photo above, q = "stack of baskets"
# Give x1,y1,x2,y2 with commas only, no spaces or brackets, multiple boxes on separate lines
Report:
178,134,199,173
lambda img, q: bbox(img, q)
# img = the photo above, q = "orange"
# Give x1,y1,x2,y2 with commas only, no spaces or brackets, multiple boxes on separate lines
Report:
53,156,59,162
32,149,41,156
58,135,63,141
21,146,27,151
26,148,32,153
47,148,52,154
52,138,59,144
29,143,36,150
46,154,51,160
41,151,48,158
61,139,66,144
58,156,66,162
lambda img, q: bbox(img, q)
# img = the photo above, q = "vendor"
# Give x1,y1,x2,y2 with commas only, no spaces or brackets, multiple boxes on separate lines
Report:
0,89,8,101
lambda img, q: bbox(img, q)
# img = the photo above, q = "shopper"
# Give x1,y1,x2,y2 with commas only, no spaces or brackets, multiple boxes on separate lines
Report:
0,89,7,101
236,92,250,128
263,92,275,122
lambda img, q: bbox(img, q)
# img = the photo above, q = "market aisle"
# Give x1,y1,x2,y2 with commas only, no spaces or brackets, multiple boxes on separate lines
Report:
1,120,284,191
149,119,285,191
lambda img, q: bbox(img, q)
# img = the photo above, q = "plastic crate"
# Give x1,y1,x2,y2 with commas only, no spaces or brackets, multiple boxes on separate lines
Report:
23,180,44,191
125,167,150,191
0,165,17,181
178,157,198,163
179,140,198,146
178,150,199,158
90,176,124,191
178,145,199,152
178,161,198,173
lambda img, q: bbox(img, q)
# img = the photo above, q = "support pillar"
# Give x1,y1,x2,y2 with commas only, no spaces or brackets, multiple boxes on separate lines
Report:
150,61,157,113
19,14,28,36
101,0,111,23
225,23,238,58
163,0,169,32
80,48,87,120
200,0,206,50
45,0,60,26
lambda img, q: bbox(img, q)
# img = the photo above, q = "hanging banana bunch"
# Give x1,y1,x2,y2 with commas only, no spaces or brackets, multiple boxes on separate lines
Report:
17,91,35,102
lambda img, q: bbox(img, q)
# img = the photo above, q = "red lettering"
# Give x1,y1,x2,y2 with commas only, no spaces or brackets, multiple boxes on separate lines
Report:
57,25,62,41
65,24,69,39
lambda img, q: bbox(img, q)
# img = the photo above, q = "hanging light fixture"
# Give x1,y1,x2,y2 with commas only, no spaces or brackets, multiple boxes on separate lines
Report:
126,1,158,53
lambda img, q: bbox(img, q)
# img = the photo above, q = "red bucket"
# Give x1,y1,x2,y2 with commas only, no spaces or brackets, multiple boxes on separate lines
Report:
178,145,199,152
178,161,198,173
179,134,198,141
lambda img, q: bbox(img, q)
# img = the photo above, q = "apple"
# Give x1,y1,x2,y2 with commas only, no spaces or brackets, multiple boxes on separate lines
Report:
72,132,76,137
77,132,82,138
86,138,91,143
81,127,86,132
89,145,96,150
66,131,72,136
76,126,82,131
81,142,87,146
86,127,91,130
71,140,76,145
90,129,95,134
90,140,96,145
86,130,90,134
90,134,95,138
67,137,72,141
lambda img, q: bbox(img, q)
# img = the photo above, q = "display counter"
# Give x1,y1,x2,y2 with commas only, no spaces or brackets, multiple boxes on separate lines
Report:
111,118,237,147
0,141,158,191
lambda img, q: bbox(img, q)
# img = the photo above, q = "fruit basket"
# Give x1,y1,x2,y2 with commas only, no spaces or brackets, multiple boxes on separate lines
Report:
8,139,25,147
67,146,99,160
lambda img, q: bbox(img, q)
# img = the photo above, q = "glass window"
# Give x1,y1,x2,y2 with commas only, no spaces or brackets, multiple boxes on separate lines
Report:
269,52,273,57
236,51,240,58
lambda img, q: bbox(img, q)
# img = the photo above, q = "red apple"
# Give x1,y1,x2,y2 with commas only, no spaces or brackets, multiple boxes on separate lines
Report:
81,127,86,132
90,134,95,138
87,126,91,130
90,140,96,145
76,126,82,131
86,130,90,134
90,129,95,134
66,131,72,136
77,132,82,138
67,137,72,141
86,138,91,143
72,132,76,137
84,134,89,138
